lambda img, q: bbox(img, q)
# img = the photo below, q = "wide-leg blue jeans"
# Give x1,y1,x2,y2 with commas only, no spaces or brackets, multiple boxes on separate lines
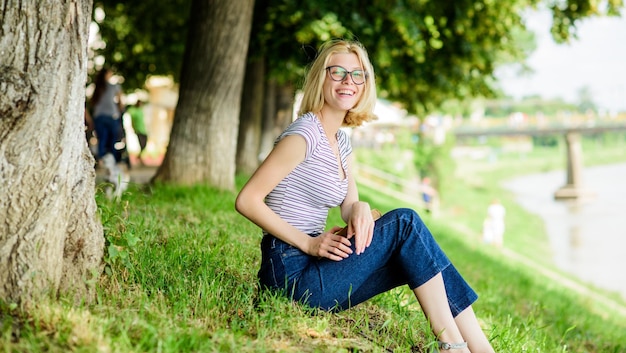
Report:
258,208,477,316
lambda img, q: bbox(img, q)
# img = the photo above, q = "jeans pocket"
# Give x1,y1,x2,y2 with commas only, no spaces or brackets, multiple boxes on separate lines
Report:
258,257,280,288
279,246,309,282
259,237,311,290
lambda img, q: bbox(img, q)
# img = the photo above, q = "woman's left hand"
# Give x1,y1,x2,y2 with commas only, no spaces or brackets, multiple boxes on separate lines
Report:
346,202,375,255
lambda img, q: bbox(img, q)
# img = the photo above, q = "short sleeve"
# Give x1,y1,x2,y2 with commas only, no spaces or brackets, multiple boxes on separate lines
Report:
275,114,320,160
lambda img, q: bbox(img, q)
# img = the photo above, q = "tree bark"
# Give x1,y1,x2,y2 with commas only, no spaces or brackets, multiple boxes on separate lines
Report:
0,1,104,305
258,78,278,161
276,83,296,133
152,0,255,189
258,81,295,160
236,58,265,176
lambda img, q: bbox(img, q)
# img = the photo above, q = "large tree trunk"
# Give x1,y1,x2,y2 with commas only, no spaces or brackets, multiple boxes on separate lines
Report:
236,58,265,176
152,0,255,189
0,1,104,305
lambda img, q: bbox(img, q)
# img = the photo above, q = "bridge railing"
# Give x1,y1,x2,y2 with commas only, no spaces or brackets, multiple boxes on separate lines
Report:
453,120,626,137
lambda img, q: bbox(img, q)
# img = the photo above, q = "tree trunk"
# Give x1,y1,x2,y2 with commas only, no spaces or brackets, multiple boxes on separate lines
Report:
236,58,265,176
258,81,295,160
0,1,104,305
152,0,255,189
258,78,278,161
276,83,296,132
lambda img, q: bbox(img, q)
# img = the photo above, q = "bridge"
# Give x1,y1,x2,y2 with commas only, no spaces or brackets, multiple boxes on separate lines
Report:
452,121,626,200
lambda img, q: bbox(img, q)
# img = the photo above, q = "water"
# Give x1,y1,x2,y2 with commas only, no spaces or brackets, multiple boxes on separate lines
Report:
503,163,626,300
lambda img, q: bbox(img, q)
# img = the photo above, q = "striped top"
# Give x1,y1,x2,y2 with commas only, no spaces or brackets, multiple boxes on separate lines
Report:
265,112,351,235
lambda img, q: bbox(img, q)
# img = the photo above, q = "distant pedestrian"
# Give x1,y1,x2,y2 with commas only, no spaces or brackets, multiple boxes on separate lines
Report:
127,100,148,165
90,67,124,163
483,199,506,247
90,67,128,194
421,177,438,214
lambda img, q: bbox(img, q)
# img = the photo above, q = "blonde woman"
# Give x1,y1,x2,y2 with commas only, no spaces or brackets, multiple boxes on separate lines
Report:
236,40,494,352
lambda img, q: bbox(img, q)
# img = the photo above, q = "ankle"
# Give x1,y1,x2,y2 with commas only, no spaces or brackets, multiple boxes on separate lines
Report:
437,341,469,351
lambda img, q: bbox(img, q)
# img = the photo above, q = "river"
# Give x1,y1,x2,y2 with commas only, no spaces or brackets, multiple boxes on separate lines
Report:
502,162,626,300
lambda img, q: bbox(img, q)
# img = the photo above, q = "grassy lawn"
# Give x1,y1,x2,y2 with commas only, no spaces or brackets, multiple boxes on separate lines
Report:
2,134,626,352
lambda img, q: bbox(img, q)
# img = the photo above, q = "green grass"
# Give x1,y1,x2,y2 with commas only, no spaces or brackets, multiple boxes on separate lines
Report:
2,135,626,352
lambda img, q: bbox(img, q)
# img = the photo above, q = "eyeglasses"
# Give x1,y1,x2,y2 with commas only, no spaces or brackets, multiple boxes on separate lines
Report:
325,66,367,85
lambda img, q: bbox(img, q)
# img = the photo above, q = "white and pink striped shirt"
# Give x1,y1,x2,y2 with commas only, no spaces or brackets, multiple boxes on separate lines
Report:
264,113,351,235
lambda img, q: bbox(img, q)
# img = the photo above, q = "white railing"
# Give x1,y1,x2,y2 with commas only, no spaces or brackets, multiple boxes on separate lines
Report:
355,164,429,210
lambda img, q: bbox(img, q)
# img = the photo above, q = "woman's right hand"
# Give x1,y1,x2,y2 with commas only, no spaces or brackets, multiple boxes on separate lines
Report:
308,226,353,260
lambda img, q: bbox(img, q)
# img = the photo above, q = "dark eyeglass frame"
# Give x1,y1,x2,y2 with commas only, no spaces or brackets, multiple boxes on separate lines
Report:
325,65,367,85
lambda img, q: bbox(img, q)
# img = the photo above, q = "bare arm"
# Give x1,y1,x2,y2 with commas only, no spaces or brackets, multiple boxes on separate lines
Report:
235,135,353,260
340,153,374,255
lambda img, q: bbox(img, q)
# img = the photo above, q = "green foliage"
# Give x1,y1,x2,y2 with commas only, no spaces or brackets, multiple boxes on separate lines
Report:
92,0,624,112
96,191,141,274
93,0,191,90
250,0,532,115
253,0,620,115
575,86,598,113
412,132,456,194
549,0,625,43
532,134,560,147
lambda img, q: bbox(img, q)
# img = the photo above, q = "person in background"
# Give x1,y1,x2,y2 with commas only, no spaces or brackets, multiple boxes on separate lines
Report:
90,67,128,193
235,39,494,352
421,176,439,214
483,199,506,248
127,100,148,166
90,68,124,164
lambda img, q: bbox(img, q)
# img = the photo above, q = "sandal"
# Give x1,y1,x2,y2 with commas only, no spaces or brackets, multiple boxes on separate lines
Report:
438,341,468,350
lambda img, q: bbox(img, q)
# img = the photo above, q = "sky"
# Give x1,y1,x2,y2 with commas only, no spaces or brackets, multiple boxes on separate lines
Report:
496,9,626,113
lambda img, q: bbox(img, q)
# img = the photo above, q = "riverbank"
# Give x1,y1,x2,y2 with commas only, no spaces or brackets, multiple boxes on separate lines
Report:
355,137,626,312
355,151,626,320
441,136,626,262
442,141,626,310
504,162,626,302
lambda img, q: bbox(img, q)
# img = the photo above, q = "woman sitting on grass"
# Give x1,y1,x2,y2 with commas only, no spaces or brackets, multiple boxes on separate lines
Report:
235,39,495,352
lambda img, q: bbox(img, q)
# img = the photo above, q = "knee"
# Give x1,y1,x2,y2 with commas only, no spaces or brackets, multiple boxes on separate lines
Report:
387,208,422,223
383,208,429,235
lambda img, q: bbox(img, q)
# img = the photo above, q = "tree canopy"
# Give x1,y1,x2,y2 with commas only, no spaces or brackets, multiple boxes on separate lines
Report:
92,0,191,89
94,0,623,115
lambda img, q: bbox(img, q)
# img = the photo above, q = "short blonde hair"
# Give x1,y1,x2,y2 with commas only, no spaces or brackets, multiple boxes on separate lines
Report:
298,40,377,127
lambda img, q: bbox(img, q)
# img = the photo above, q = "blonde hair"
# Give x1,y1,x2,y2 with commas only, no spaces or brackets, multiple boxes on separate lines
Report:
298,39,377,127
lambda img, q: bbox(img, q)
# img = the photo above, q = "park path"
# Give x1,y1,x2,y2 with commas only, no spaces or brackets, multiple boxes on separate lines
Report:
126,165,158,184
95,164,157,186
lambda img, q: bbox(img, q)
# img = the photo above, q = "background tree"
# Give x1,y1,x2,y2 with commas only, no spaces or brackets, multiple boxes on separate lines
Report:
92,0,191,91
93,0,623,187
236,58,266,175
0,1,104,305
576,86,598,114
237,0,623,173
151,0,255,188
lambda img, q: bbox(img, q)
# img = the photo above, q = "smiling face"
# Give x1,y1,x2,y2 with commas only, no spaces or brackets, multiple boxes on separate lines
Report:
322,53,365,113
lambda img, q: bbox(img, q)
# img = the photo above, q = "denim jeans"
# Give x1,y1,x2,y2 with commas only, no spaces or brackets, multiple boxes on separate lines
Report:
94,114,122,160
258,208,477,316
